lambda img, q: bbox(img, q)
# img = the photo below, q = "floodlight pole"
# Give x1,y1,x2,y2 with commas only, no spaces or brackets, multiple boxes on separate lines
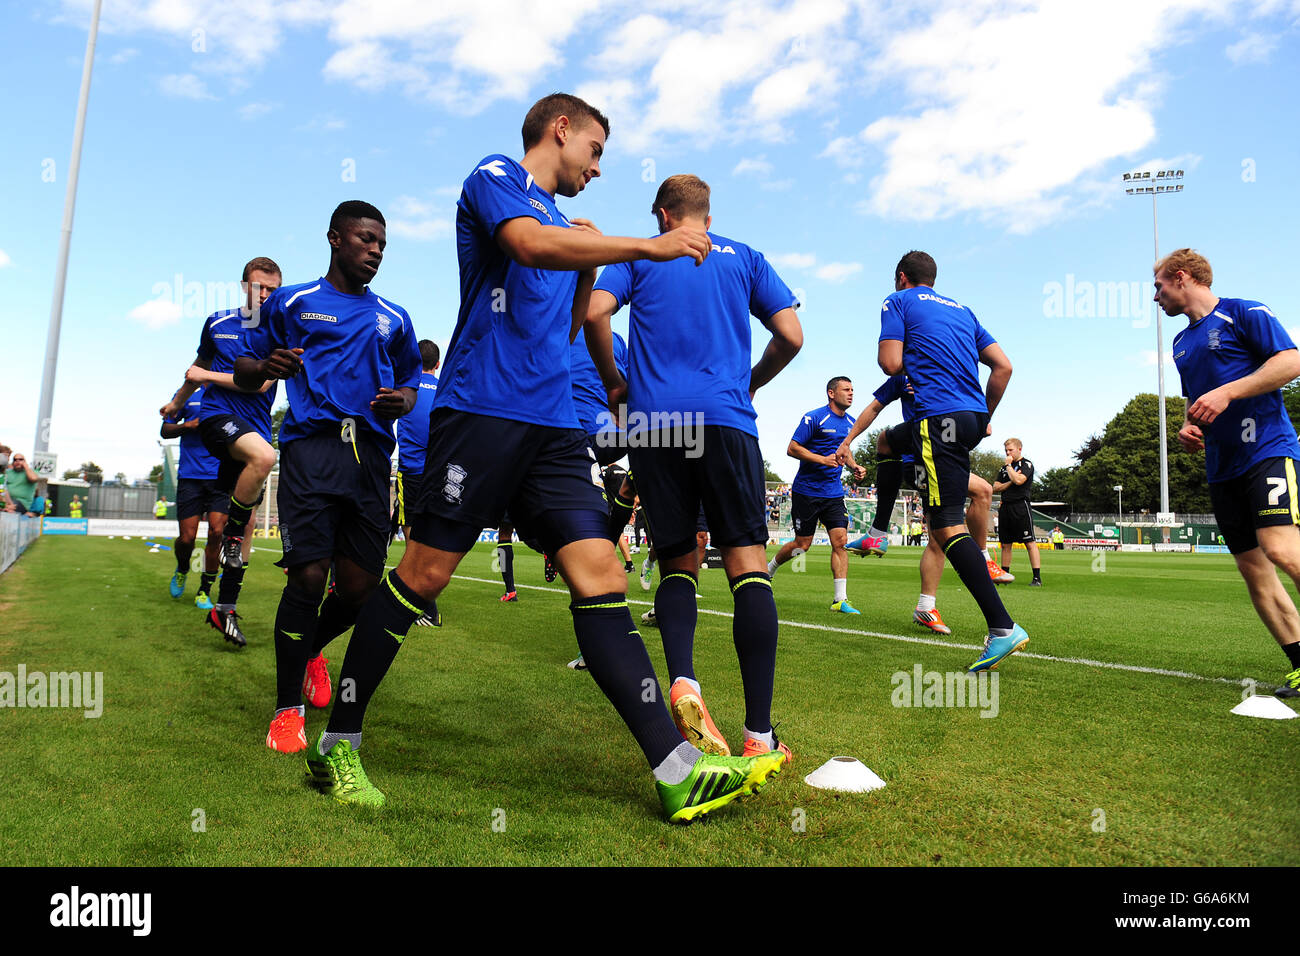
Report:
1151,192,1170,542
35,0,102,456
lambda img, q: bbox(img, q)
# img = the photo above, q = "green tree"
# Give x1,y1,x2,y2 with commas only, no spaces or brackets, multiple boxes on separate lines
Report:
1068,393,1211,514
1282,380,1300,436
62,461,103,484
850,427,884,486
113,471,127,485
762,459,783,483
969,448,1004,484
271,403,288,449
148,464,164,484
1035,466,1074,505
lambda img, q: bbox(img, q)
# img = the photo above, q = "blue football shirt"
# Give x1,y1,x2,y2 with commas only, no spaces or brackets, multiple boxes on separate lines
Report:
878,287,995,419
396,371,439,475
1172,297,1300,482
241,277,422,454
594,233,797,439
571,328,627,437
166,385,220,481
436,154,580,428
791,404,856,498
196,308,277,441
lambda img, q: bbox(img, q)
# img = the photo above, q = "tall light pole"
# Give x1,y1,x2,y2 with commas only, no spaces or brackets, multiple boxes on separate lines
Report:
1123,168,1185,541
1114,484,1123,543
36,0,102,458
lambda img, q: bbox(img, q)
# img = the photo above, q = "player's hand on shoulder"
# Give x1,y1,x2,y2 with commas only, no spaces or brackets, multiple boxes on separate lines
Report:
567,217,602,236
1177,422,1205,452
261,347,305,379
647,225,711,265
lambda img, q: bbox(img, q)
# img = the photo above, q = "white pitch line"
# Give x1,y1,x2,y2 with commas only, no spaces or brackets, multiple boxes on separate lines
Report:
451,573,1268,690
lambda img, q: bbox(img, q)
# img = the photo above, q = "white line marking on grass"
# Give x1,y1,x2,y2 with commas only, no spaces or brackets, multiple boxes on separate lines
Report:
452,574,1262,689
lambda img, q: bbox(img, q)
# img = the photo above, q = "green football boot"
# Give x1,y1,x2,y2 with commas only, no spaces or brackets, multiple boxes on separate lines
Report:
306,735,385,807
1275,667,1300,699
657,751,784,824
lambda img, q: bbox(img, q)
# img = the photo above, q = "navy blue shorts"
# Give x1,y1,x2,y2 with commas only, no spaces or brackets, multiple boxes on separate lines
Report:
175,477,228,521
198,413,267,503
276,430,392,575
791,492,848,536
911,410,989,528
629,425,765,560
410,408,608,555
1210,456,1300,554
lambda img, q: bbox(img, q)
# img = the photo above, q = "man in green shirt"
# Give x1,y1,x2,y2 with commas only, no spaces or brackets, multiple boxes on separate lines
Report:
3,453,39,513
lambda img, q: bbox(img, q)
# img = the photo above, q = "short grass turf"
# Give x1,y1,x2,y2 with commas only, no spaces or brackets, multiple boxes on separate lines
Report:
2,535,1296,866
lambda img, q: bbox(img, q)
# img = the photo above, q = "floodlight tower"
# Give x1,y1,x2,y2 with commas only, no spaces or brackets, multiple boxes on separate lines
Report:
1114,484,1123,541
1123,168,1185,539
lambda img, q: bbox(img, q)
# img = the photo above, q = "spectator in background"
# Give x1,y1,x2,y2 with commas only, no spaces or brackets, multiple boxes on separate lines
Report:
69,495,84,519
26,480,49,517
4,452,39,514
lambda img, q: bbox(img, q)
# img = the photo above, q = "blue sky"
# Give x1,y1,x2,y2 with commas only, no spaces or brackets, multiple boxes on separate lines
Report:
2,0,1299,483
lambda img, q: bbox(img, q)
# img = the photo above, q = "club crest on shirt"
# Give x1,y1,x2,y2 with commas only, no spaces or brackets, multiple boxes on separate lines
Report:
1207,328,1221,350
376,313,392,338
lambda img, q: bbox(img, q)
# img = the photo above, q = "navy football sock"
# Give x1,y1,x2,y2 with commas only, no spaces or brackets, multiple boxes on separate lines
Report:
942,533,1014,631
655,572,698,682
572,593,683,769
310,590,360,655
274,584,322,711
730,572,778,734
872,457,902,534
326,572,428,735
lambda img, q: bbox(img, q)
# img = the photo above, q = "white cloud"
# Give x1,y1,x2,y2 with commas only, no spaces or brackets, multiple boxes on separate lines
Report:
0,249,11,268
733,156,773,177
237,101,277,120
128,298,183,330
813,261,862,283
108,47,138,65
770,252,816,270
159,73,214,100
838,0,1232,232
388,195,453,241
1226,31,1278,64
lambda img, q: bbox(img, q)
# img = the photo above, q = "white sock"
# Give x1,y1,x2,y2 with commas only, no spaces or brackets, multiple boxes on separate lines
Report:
653,740,703,784
833,578,848,602
673,676,701,695
982,548,991,561
767,558,779,575
744,725,775,747
917,593,936,612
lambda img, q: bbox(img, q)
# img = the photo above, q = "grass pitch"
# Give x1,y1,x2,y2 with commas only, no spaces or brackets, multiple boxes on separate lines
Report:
2,535,1296,866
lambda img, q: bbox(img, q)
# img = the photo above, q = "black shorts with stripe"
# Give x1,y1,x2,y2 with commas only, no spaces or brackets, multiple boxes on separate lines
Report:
790,492,848,536
911,410,989,528
197,414,266,503
276,430,392,575
175,477,229,521
1210,455,1300,554
410,408,608,555
629,425,765,560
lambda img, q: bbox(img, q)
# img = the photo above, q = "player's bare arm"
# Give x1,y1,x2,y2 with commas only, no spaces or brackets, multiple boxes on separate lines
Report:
583,289,628,422
835,399,885,465
748,306,802,397
496,216,711,272
185,364,275,394
787,439,837,469
878,339,903,375
159,354,213,417
234,348,304,390
979,342,1013,419
1186,348,1300,425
